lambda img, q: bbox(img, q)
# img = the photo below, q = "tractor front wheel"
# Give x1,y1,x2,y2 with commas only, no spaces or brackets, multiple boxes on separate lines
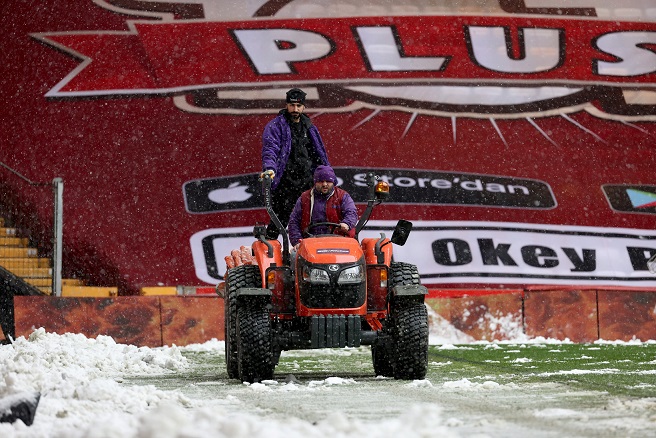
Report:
236,300,274,383
388,262,428,380
390,300,428,380
224,265,261,379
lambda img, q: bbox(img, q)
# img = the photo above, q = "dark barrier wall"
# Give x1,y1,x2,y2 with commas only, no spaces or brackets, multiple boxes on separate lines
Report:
2,1,656,294
13,288,656,345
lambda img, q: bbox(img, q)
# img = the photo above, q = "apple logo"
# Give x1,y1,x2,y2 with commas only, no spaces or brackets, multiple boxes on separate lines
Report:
208,182,253,204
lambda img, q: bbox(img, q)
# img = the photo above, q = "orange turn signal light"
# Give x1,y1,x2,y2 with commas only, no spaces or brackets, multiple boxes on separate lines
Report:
379,269,388,287
375,181,390,195
267,271,276,289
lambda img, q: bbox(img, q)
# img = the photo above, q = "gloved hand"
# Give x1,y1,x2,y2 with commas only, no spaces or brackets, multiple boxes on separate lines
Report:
260,169,275,180
335,223,350,236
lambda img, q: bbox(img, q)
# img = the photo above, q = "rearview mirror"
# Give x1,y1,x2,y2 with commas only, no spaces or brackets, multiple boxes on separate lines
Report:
391,220,412,246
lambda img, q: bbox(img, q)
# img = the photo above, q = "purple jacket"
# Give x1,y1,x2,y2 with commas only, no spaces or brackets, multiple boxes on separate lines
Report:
262,112,330,190
288,187,358,246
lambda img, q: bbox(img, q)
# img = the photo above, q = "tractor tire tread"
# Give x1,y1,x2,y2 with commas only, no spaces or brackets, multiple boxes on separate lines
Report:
225,265,260,379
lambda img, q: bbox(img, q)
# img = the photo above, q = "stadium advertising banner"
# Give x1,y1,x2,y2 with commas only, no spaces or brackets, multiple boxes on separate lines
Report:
191,221,656,287
3,1,655,292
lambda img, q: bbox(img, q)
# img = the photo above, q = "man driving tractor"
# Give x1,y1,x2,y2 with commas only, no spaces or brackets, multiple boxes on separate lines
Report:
287,165,358,249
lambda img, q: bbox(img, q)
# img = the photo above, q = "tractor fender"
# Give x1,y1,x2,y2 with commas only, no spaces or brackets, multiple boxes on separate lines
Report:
235,287,272,305
391,285,428,298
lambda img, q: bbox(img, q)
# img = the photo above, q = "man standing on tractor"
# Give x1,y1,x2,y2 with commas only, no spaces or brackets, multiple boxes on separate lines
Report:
261,88,331,240
288,165,358,249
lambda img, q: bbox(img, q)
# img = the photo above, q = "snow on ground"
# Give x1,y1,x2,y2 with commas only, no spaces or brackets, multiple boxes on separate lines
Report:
0,320,654,437
0,329,462,438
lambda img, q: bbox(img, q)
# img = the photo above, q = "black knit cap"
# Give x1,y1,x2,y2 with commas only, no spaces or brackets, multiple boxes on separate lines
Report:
286,88,306,105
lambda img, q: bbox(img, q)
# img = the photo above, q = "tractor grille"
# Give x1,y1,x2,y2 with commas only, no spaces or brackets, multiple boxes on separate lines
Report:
297,258,366,309
310,314,361,348
300,283,365,308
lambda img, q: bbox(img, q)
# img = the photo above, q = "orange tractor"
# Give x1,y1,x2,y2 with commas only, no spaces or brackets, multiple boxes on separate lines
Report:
220,172,428,383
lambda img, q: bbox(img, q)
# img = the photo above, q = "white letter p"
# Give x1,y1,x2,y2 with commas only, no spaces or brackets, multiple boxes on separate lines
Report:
233,29,332,75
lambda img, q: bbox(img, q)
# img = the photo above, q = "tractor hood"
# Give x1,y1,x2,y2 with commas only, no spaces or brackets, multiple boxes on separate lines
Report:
297,236,364,265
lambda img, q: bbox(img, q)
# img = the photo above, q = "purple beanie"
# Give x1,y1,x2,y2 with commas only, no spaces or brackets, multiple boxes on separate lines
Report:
314,165,337,184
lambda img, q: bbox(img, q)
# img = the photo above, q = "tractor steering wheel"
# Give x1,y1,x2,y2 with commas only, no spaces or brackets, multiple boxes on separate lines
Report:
303,222,342,237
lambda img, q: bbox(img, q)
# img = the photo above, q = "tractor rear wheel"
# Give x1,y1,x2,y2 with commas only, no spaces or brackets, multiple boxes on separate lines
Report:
224,265,260,379
389,262,428,380
236,300,274,383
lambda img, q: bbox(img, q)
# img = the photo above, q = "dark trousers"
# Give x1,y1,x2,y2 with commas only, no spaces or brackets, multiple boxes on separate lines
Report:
265,180,311,240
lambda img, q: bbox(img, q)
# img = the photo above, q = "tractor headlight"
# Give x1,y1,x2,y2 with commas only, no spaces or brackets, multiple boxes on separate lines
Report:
303,266,330,284
338,265,365,284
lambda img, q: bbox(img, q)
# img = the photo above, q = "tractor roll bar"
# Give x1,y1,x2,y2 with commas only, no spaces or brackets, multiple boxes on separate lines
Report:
260,173,291,266
354,172,386,240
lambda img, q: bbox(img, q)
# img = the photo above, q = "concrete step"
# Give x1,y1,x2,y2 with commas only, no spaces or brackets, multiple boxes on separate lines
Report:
62,278,85,286
0,247,38,258
0,257,50,269
25,278,52,287
0,237,29,247
10,267,52,278
34,279,87,296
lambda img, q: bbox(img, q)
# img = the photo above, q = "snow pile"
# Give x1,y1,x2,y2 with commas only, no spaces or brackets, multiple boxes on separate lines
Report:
427,306,475,344
442,378,516,391
0,329,195,437
0,329,460,438
0,328,189,398
426,305,526,345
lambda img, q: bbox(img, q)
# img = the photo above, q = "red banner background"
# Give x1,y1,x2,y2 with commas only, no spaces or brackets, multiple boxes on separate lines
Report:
2,1,655,293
